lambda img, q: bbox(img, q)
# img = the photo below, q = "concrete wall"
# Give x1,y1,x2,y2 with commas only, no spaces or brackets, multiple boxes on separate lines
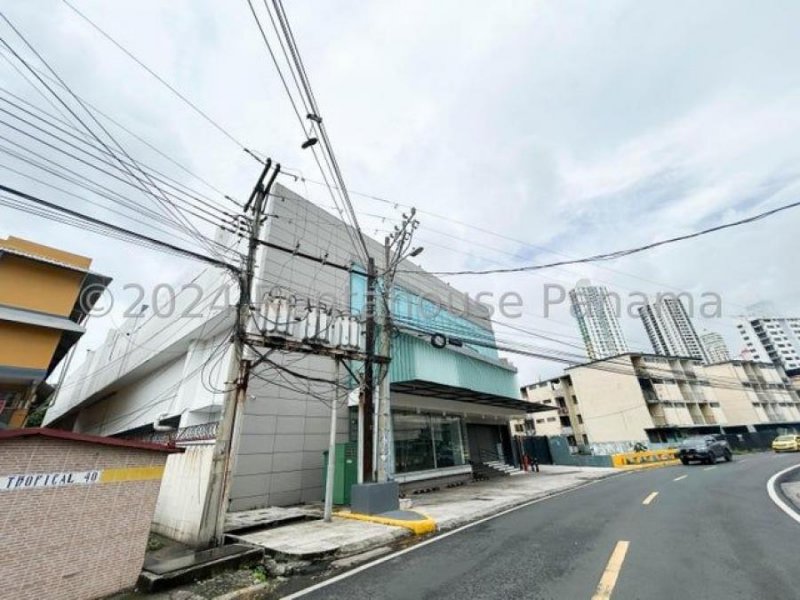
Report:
0,435,169,600
151,442,215,545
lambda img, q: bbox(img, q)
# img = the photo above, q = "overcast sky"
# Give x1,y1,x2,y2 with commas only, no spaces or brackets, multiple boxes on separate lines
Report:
1,0,798,384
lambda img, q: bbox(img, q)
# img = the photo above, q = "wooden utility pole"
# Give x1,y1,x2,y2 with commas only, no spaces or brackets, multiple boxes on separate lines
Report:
199,160,280,547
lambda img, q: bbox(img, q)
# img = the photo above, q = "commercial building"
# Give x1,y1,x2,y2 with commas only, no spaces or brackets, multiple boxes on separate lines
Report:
638,296,709,362
0,236,110,429
700,330,731,364
44,184,546,545
735,315,800,376
522,352,800,450
568,283,629,360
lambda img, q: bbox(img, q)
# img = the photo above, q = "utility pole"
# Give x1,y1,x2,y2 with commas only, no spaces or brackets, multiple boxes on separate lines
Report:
375,237,394,482
374,210,421,482
323,357,340,521
361,257,377,483
199,160,280,547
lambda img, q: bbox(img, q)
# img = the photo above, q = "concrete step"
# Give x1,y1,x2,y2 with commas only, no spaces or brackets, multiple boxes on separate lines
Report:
139,543,263,593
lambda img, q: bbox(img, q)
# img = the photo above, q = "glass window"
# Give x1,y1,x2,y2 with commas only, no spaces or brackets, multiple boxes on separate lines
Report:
393,412,435,473
431,414,466,468
392,411,468,473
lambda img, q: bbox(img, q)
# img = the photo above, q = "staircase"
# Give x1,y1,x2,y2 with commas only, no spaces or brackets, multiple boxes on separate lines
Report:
471,449,522,480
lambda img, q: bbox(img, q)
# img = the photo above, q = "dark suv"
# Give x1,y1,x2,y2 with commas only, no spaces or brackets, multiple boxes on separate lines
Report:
678,435,732,465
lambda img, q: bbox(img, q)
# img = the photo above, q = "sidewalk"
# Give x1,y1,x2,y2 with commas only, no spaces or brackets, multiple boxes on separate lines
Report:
231,465,619,559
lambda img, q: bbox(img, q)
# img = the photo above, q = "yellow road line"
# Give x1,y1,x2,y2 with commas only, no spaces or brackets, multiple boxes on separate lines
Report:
642,491,659,505
673,474,688,481
703,466,717,471
591,540,630,600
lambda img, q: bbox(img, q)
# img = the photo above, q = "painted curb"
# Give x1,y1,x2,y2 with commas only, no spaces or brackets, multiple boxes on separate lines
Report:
766,462,800,525
336,510,437,535
615,459,681,471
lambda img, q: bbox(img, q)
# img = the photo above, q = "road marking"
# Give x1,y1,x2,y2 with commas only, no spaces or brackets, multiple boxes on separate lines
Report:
673,475,688,481
591,540,630,600
281,475,621,599
766,462,800,525
642,491,659,505
703,466,717,471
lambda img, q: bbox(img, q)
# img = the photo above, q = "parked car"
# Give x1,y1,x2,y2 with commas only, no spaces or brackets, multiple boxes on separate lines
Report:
772,434,800,452
678,436,732,465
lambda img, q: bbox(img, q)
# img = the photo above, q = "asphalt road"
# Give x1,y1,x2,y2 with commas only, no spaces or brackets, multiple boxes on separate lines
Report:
286,452,800,600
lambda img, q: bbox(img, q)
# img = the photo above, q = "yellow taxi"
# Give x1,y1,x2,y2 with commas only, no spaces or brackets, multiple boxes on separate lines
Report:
772,434,800,452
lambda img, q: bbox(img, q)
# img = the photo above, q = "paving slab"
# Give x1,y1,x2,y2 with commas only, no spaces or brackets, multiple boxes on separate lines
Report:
233,517,407,559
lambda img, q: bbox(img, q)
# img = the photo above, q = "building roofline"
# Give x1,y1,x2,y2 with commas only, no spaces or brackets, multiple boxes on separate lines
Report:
0,427,184,453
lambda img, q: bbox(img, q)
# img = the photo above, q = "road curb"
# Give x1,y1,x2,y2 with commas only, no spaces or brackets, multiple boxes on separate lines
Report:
336,510,437,535
766,462,800,525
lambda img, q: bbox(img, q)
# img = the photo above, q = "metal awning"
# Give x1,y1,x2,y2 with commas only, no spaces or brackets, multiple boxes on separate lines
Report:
391,379,551,413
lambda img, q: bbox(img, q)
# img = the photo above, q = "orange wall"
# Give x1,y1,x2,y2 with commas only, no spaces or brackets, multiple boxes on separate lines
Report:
0,256,86,316
0,321,62,370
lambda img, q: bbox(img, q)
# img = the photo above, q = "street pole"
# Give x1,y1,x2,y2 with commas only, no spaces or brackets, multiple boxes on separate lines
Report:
199,160,279,547
361,256,377,482
323,358,340,522
376,237,394,482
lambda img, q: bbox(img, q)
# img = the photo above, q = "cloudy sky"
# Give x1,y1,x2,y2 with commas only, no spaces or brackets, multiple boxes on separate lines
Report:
1,0,798,383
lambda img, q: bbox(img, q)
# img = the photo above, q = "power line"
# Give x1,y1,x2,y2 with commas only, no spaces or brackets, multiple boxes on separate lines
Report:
0,183,239,271
0,92,238,215
60,0,259,164
409,197,800,276
0,13,223,258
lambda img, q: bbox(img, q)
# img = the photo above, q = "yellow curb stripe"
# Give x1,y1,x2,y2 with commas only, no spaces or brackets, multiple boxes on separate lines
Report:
336,511,437,535
616,459,681,471
99,466,165,483
642,491,658,505
592,540,629,600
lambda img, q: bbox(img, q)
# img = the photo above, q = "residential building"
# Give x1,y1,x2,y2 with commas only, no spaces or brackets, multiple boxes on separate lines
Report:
44,184,547,545
522,379,579,448
701,330,731,364
568,283,629,360
522,353,800,448
704,360,800,425
638,296,709,362
735,315,800,376
0,236,110,429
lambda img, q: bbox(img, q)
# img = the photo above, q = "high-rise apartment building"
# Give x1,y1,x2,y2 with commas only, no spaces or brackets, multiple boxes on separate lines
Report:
569,283,629,360
700,330,731,364
638,296,709,362
735,315,800,376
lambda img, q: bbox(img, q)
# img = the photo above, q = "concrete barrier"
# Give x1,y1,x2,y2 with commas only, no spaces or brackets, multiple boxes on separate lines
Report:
611,448,679,468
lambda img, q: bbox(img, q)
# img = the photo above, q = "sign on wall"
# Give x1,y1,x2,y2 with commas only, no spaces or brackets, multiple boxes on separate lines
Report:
0,465,164,491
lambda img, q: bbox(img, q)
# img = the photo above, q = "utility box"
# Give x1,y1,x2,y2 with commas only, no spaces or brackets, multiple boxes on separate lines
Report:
322,442,358,505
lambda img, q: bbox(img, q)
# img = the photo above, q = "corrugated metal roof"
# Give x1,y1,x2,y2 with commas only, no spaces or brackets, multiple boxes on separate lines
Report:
0,246,91,273
390,333,520,399
0,304,85,333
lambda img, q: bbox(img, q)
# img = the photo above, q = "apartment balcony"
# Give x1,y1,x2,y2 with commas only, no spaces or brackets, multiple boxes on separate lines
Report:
561,426,574,436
